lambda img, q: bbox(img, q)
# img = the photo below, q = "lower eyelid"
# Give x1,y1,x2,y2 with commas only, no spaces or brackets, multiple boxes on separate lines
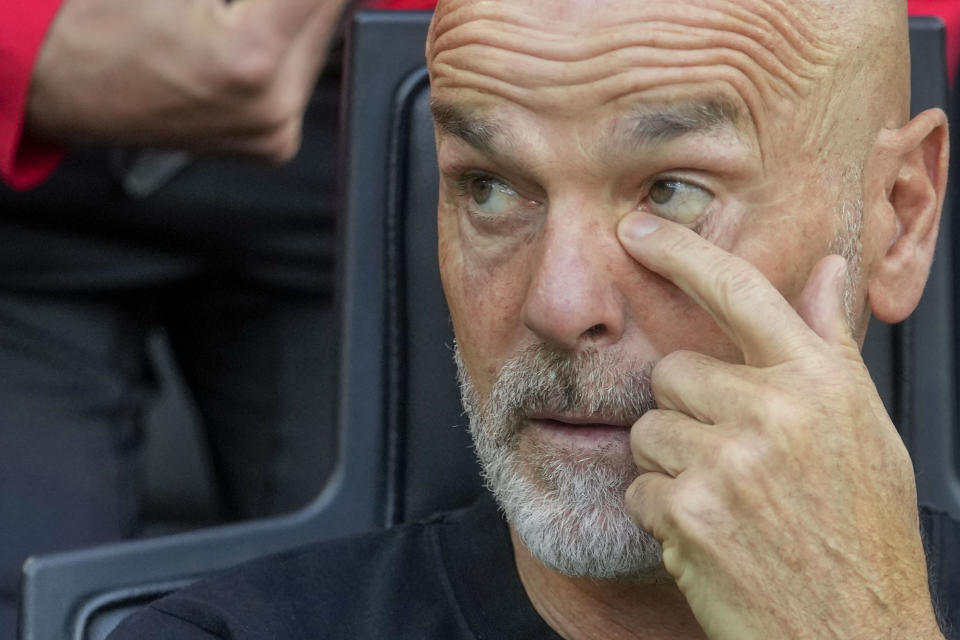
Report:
690,209,716,236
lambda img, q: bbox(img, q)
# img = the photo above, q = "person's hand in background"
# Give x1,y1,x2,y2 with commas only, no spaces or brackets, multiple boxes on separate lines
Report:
27,0,347,161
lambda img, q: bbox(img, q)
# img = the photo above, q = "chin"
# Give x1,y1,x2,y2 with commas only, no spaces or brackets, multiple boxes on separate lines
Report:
455,340,666,580
481,431,670,583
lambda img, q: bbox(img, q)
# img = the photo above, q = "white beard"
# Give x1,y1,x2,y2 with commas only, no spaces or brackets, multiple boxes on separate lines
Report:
457,343,670,582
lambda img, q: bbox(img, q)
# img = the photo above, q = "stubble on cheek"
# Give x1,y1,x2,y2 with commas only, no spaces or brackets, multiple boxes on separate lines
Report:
439,220,529,391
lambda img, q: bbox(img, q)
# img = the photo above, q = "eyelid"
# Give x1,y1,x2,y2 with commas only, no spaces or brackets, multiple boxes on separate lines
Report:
641,174,716,232
645,172,713,195
441,149,548,199
454,171,511,196
453,170,544,208
640,173,716,214
450,170,545,234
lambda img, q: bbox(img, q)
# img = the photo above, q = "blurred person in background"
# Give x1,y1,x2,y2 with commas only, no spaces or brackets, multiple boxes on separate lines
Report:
0,0,348,635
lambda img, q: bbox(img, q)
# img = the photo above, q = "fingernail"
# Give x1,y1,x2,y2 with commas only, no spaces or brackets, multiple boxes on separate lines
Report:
620,214,660,241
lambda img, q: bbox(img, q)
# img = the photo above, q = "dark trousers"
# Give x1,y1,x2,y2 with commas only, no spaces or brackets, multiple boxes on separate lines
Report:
0,282,338,637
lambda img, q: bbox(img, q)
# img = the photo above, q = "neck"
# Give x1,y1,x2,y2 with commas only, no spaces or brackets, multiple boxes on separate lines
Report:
510,529,706,640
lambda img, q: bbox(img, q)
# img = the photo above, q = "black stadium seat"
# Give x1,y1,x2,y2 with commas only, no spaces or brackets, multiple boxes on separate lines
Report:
17,11,959,640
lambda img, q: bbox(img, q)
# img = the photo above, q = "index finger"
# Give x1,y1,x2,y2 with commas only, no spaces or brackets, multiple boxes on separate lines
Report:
617,212,817,366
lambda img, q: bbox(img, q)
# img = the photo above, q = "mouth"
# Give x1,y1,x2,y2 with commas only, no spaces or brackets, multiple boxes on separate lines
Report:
527,413,635,448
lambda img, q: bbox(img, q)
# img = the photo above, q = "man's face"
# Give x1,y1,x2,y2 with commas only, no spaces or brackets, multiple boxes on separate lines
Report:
430,0,866,578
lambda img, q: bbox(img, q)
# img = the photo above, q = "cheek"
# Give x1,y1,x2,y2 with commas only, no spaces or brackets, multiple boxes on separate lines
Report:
621,271,743,364
733,208,837,306
617,195,829,365
439,208,532,390
728,167,845,301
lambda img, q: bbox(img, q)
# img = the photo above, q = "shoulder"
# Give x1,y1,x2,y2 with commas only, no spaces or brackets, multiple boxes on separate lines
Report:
108,507,479,640
919,505,960,639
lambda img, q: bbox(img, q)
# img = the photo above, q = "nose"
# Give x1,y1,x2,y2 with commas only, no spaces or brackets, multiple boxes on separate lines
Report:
521,222,625,351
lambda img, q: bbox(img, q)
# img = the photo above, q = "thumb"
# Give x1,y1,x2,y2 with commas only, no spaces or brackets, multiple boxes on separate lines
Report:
795,254,856,346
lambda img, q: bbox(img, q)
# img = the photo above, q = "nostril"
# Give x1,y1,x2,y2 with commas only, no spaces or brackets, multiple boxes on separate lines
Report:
583,324,605,338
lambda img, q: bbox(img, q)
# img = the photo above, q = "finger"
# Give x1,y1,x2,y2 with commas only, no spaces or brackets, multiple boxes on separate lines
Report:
795,254,858,348
631,409,720,477
283,0,345,82
625,471,676,542
617,212,817,367
651,349,757,423
233,0,346,43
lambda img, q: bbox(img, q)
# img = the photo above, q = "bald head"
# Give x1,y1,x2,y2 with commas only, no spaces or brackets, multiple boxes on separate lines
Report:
809,0,911,156
427,0,911,170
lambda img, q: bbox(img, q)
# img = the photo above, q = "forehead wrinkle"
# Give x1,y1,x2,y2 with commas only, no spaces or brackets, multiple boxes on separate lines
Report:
427,0,857,172
429,0,835,57
428,1,837,95
432,27,822,109
430,37,828,152
427,1,846,166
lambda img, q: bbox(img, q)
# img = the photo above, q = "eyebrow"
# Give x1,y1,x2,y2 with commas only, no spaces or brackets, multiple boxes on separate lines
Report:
429,96,746,158
625,98,744,145
430,100,505,155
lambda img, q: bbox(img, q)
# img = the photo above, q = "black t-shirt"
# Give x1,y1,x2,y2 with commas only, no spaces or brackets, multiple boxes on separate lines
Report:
108,496,960,639
108,496,561,639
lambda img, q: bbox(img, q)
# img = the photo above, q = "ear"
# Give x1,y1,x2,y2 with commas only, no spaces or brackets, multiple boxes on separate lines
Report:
867,108,949,324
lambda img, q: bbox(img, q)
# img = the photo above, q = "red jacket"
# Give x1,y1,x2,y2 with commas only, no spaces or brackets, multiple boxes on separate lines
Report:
0,0,64,190
911,0,960,81
1,0,956,190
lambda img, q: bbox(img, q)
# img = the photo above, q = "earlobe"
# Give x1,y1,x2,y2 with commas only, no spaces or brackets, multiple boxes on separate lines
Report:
867,108,949,324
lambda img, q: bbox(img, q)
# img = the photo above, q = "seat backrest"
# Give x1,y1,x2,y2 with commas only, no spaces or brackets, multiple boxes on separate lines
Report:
17,12,958,640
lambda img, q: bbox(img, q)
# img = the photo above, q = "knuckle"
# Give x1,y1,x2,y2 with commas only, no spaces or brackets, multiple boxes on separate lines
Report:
629,413,649,447
665,476,718,540
213,26,283,94
625,476,646,510
658,487,686,532
712,437,778,499
630,410,663,464
654,350,693,380
263,118,304,162
660,543,683,580
715,438,756,474
235,98,305,161
222,49,278,93
652,350,703,398
742,386,794,430
625,476,657,528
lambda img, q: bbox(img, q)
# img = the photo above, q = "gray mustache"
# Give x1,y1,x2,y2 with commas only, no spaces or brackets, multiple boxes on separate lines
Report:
460,342,657,428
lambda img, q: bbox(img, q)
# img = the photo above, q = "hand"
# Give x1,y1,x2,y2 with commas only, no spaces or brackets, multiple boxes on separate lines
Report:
27,0,347,160
617,212,943,639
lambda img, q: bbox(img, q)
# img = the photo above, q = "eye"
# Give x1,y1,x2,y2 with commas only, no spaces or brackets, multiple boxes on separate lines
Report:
647,179,713,224
460,175,526,216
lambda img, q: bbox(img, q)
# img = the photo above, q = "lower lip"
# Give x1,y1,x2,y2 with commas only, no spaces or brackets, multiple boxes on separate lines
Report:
529,419,631,447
